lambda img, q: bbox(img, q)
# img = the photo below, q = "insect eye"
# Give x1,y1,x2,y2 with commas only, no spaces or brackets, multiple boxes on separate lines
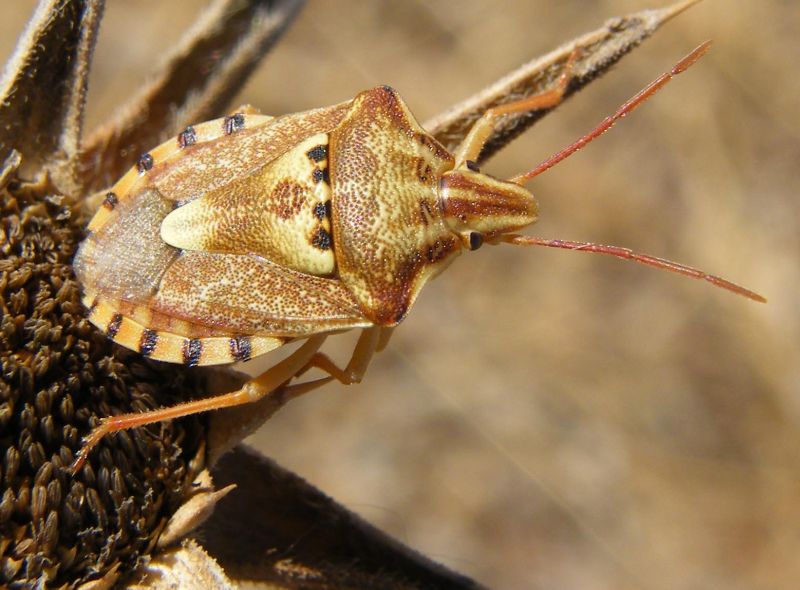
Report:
468,231,484,250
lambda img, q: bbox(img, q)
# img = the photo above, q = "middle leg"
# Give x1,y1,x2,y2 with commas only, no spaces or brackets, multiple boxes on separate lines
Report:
300,326,385,385
72,335,328,472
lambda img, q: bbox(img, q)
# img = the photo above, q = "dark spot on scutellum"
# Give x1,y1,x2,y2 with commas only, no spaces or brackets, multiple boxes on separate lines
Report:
182,338,202,367
178,125,197,148
311,227,332,250
102,192,118,210
469,231,484,250
140,329,158,357
313,202,328,220
230,336,252,362
466,160,480,172
106,313,122,338
137,153,154,174
306,145,327,163
224,113,245,135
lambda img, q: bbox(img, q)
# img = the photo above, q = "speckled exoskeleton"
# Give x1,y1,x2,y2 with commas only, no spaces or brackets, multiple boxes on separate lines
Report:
73,42,763,470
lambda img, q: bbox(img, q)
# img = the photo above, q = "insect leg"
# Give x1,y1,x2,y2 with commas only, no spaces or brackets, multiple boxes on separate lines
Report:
71,335,327,473
300,326,383,385
453,48,580,167
376,326,395,352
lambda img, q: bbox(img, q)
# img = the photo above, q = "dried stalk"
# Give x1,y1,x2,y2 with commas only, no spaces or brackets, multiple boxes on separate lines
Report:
426,0,702,161
80,0,306,193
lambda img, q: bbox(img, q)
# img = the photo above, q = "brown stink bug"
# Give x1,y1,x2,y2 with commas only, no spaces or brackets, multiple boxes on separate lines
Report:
72,41,764,470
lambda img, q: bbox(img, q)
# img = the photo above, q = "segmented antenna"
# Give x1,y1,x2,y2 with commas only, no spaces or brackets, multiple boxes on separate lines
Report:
497,234,766,303
510,41,712,185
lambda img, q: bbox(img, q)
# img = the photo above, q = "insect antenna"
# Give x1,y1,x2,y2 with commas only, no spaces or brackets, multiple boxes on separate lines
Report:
509,40,712,185
498,40,764,303
493,235,766,303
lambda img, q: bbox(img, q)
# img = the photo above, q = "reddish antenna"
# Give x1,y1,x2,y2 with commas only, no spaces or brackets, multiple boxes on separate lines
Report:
496,235,766,302
503,41,765,303
510,40,712,185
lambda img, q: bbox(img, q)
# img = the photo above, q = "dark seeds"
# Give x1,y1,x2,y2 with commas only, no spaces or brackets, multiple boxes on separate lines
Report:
136,153,154,174
182,338,203,367
224,113,245,134
2,168,201,587
229,336,252,363
177,125,197,148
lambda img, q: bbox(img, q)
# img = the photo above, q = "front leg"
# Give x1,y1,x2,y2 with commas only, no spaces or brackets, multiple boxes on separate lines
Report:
454,48,580,167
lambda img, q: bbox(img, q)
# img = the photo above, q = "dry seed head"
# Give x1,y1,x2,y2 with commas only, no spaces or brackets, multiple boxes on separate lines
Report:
0,164,202,588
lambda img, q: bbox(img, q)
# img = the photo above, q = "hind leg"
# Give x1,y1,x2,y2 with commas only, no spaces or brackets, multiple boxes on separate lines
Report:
72,335,326,472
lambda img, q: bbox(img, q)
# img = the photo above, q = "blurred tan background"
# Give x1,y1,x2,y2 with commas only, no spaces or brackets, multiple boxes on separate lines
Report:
2,1,798,589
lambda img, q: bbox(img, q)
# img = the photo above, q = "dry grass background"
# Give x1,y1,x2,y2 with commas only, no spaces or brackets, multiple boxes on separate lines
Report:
2,1,798,589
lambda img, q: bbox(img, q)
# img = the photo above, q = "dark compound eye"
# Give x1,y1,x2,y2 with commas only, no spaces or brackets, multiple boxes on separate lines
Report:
468,231,484,250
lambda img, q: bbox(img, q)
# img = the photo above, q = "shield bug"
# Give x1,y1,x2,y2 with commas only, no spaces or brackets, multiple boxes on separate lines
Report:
72,41,764,470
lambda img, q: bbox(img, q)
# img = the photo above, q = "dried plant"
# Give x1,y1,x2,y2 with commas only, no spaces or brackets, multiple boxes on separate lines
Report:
0,1,703,587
